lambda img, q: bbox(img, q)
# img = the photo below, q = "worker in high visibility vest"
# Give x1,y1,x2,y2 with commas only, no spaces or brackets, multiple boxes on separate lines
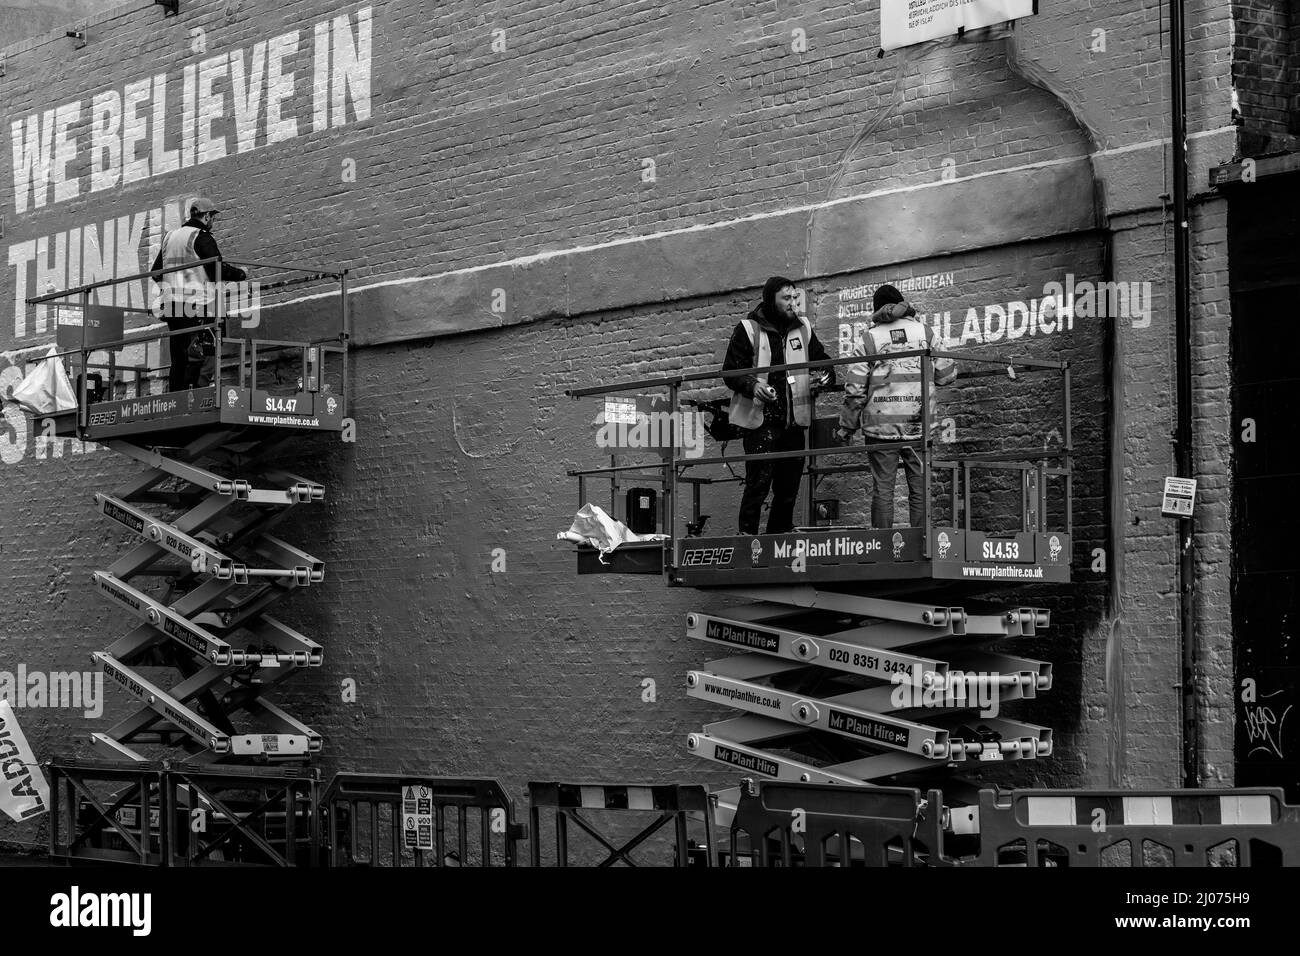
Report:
836,284,957,529
723,276,835,535
150,197,248,391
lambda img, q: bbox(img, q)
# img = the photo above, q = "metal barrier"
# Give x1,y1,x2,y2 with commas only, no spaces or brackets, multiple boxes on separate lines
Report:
972,787,1300,867
47,760,320,867
45,764,1300,867
728,779,952,867
48,759,169,866
528,782,715,867
166,764,321,867
324,774,524,867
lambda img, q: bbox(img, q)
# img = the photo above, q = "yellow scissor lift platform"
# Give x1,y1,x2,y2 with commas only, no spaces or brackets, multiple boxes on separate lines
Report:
25,260,349,763
565,345,1072,831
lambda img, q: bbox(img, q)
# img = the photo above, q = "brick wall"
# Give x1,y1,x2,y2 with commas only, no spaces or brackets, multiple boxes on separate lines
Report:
0,0,1246,848
0,0,123,48
1233,0,1299,154
1106,199,1236,789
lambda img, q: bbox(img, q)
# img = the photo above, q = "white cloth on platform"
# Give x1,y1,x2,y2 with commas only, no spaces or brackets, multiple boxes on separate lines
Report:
557,503,667,563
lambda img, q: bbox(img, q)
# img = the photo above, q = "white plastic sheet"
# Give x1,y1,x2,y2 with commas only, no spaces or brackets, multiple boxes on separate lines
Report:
557,503,668,563
9,346,76,415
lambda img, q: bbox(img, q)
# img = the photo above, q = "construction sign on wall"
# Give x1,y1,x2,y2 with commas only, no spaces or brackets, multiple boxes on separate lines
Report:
882,0,1037,50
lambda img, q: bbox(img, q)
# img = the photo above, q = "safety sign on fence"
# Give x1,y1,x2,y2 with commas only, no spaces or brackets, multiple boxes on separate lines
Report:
402,784,434,850
881,0,1037,51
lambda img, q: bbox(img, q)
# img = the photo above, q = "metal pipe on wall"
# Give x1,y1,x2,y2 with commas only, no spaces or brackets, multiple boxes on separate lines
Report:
1169,0,1200,788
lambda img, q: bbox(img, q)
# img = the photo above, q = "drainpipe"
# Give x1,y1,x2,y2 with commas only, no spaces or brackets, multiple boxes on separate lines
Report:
1169,0,1199,789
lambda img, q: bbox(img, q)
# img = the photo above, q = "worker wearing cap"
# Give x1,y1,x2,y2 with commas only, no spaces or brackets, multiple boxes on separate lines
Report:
150,198,248,391
836,284,957,529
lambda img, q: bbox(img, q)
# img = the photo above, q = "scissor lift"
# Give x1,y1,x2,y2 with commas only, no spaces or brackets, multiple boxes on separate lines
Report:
684,592,1052,792
26,259,350,764
566,346,1072,827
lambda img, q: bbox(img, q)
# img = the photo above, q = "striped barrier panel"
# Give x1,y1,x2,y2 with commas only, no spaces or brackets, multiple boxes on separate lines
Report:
527,782,715,867
973,787,1300,867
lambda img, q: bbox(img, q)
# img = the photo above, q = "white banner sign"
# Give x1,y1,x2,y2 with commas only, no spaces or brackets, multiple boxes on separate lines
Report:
0,700,50,822
882,0,1036,51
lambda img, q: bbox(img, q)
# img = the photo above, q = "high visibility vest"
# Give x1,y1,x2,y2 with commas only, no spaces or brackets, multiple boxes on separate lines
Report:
729,316,813,430
156,226,212,318
843,316,956,439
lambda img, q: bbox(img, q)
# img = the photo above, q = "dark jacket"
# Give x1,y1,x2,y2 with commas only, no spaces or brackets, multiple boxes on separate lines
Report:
150,217,247,284
722,304,834,428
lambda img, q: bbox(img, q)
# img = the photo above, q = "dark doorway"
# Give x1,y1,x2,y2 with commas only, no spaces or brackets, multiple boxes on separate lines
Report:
1231,175,1300,799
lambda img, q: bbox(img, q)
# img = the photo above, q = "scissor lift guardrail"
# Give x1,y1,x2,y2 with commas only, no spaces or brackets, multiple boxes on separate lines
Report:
24,257,350,442
565,348,1072,583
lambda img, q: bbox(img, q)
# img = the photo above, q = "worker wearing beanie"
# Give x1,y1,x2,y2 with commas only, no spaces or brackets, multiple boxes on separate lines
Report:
836,283,957,529
722,276,835,535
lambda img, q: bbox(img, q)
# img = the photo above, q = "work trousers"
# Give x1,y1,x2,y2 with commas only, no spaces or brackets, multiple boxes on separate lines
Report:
163,303,216,392
868,444,926,529
739,423,807,535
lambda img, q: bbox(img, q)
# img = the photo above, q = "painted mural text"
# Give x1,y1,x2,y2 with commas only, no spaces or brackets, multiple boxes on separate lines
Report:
6,7,372,345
